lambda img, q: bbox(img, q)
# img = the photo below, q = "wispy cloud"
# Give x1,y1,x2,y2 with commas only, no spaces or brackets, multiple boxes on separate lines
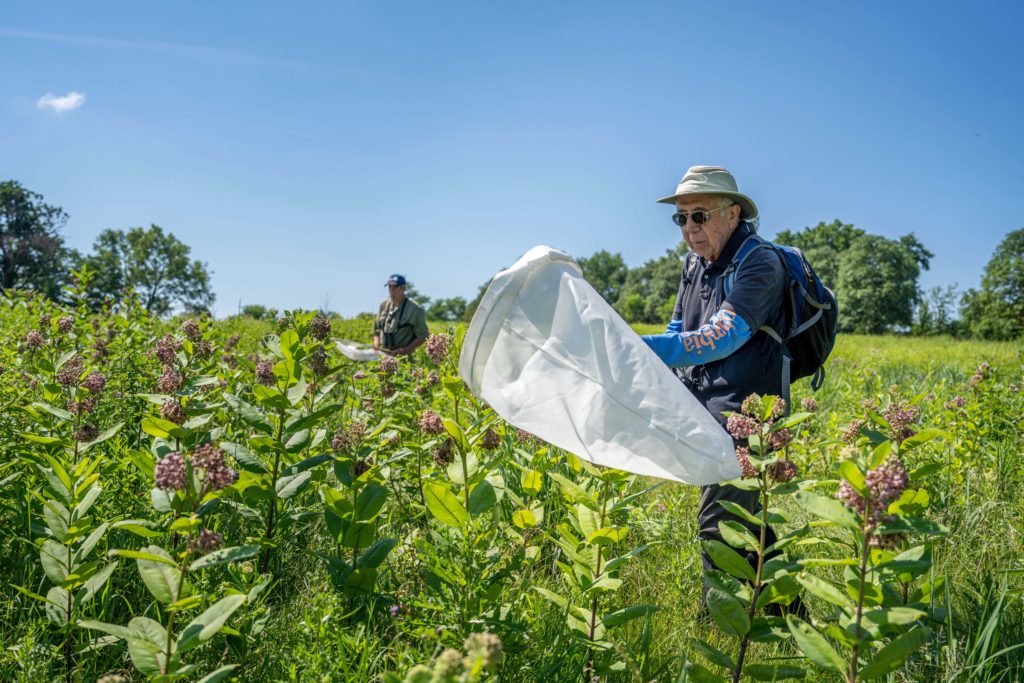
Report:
0,27,317,72
37,90,86,113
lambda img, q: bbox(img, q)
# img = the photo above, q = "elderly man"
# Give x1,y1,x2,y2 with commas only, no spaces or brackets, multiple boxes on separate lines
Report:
640,166,793,604
372,274,429,356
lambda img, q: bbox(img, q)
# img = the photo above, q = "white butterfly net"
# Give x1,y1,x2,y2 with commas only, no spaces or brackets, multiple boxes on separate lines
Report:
459,245,740,485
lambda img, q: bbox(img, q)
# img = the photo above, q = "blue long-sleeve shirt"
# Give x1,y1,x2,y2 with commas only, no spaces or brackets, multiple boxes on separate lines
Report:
641,306,753,368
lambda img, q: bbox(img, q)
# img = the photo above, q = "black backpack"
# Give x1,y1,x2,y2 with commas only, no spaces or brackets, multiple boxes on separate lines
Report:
717,233,839,403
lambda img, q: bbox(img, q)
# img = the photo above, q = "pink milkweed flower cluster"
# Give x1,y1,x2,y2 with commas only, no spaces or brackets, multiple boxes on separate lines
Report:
81,371,106,394
68,397,96,416
56,354,85,387
57,316,73,333
155,452,188,491
380,381,396,398
419,410,445,434
157,367,184,394
72,424,97,442
180,319,202,342
154,334,182,365
379,355,399,375
726,414,759,439
160,399,188,425
837,455,908,528
432,438,455,467
193,340,213,359
353,370,367,381
192,444,237,493
331,421,368,453
425,334,452,364
189,528,223,555
309,347,329,377
26,330,45,349
734,446,758,478
800,397,818,412
883,399,919,443
255,359,275,386
767,428,793,451
766,458,798,483
309,313,332,341
841,419,865,443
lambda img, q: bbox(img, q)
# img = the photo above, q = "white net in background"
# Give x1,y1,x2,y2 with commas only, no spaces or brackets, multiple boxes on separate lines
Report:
460,245,740,485
335,340,380,362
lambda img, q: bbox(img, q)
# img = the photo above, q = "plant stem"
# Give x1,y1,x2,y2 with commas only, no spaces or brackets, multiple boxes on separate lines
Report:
260,408,285,573
585,477,612,682
848,504,873,683
733,477,769,683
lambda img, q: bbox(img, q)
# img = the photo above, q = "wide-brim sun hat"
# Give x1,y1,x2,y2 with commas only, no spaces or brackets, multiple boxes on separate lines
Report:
656,165,758,220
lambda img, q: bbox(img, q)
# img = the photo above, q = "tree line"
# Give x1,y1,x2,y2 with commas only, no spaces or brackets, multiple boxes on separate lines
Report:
4,179,1022,339
1,180,214,316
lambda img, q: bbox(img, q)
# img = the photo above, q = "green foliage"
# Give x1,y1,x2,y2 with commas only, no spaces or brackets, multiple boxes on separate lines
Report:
427,296,469,322
615,242,688,324
79,224,215,316
774,221,933,333
0,294,1022,682
0,180,77,299
578,250,629,305
961,227,1024,340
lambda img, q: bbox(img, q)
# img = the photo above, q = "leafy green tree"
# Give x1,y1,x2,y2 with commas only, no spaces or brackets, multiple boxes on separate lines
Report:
0,180,78,299
836,234,929,333
616,243,688,324
774,220,865,289
914,285,962,336
427,296,468,322
241,304,276,320
82,225,215,316
776,221,932,333
961,228,1024,340
577,249,628,306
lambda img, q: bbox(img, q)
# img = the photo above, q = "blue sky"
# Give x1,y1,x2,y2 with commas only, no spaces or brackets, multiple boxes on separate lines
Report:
3,1,1022,317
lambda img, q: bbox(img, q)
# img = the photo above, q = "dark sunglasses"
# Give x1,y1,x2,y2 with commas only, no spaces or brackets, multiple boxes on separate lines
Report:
671,204,732,227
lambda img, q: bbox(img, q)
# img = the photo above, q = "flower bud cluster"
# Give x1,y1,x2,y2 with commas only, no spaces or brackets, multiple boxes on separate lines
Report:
841,419,864,443
309,347,329,377
73,424,99,442
189,528,223,555
766,458,798,483
192,444,238,493
380,381,396,398
160,399,188,425
464,632,504,674
480,428,501,450
353,370,367,381
255,359,275,386
57,316,73,333
155,452,188,491
800,397,818,412
309,313,331,341
425,334,452,364
26,330,45,349
331,421,368,453
154,334,182,365
766,428,792,451
56,355,85,387
180,319,202,342
419,410,445,434
81,371,106,394
837,455,909,529
432,438,455,467
379,355,399,375
740,393,762,417
68,397,97,416
726,414,759,439
157,367,184,394
734,446,757,478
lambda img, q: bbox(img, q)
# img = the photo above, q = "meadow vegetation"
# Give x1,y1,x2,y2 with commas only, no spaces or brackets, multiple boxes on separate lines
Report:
0,283,1021,682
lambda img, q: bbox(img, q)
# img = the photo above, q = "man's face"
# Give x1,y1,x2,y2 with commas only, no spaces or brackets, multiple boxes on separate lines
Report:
675,195,741,261
388,284,405,304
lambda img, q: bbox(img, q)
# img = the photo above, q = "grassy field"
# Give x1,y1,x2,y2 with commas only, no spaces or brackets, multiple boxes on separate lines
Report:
1,293,1021,682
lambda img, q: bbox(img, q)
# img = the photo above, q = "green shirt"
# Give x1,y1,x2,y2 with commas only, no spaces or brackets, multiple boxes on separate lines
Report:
374,297,429,351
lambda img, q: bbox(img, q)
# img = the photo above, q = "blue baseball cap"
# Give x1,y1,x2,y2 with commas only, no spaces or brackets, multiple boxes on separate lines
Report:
385,274,407,287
